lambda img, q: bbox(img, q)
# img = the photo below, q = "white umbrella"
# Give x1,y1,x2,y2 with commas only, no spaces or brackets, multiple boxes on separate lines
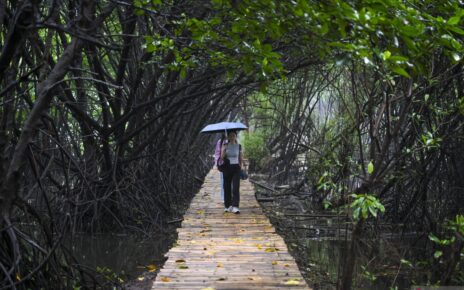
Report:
200,122,248,134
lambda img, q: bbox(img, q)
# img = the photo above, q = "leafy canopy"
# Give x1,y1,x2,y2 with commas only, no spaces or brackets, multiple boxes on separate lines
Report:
138,0,463,79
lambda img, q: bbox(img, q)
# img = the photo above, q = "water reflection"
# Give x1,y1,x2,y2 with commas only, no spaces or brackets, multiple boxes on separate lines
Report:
296,237,412,289
68,233,171,278
306,239,346,277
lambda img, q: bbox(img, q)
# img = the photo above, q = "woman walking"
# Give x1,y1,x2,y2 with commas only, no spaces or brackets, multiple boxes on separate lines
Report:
221,130,243,214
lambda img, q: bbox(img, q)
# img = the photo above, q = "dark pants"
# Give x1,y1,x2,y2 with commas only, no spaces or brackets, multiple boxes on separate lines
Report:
223,164,240,208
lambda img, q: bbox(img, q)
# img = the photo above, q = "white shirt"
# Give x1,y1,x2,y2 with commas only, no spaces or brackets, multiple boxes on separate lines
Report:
225,144,240,165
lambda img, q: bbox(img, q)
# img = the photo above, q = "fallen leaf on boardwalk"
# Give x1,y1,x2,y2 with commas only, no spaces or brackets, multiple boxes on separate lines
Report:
206,250,217,255
272,261,278,265
232,238,243,243
254,244,263,249
284,278,300,285
265,247,279,252
201,287,216,290
284,264,290,267
196,210,205,214
146,264,157,272
217,263,223,268
175,259,186,263
177,265,189,269
137,276,145,281
160,276,172,282
217,277,227,281
200,229,212,233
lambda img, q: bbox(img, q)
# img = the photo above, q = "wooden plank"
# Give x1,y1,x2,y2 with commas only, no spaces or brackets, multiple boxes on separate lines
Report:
151,168,311,290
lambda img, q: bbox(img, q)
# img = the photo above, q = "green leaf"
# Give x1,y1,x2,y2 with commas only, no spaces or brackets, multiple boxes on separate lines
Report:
319,23,329,35
428,233,441,244
440,34,462,50
362,206,368,219
451,53,461,62
434,251,443,259
145,43,156,53
400,25,423,37
134,9,145,16
448,16,461,26
402,36,418,52
353,207,361,220
400,259,412,267
368,206,377,218
381,50,391,60
378,203,385,213
323,200,332,210
367,161,374,174
389,55,409,63
449,26,464,36
391,66,410,78
179,67,187,79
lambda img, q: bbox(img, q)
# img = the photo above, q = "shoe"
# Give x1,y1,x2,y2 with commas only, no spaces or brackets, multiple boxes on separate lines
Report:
232,207,240,214
224,206,232,213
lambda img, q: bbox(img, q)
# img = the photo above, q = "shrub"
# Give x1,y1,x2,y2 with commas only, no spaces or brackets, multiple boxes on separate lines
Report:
242,131,269,171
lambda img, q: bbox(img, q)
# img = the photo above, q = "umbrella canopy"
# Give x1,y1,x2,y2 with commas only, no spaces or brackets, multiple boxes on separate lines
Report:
200,122,248,134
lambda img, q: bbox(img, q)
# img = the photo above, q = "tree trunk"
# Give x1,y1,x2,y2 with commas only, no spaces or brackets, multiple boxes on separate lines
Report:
340,219,363,290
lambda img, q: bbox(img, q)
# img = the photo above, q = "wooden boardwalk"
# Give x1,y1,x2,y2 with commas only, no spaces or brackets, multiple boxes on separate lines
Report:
152,168,311,290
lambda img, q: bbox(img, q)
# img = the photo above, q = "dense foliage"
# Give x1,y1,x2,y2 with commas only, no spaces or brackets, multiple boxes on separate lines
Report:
0,0,463,289
240,1,464,287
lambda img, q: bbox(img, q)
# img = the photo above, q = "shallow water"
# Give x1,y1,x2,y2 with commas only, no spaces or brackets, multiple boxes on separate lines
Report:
68,233,171,278
257,190,416,289
300,238,413,290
